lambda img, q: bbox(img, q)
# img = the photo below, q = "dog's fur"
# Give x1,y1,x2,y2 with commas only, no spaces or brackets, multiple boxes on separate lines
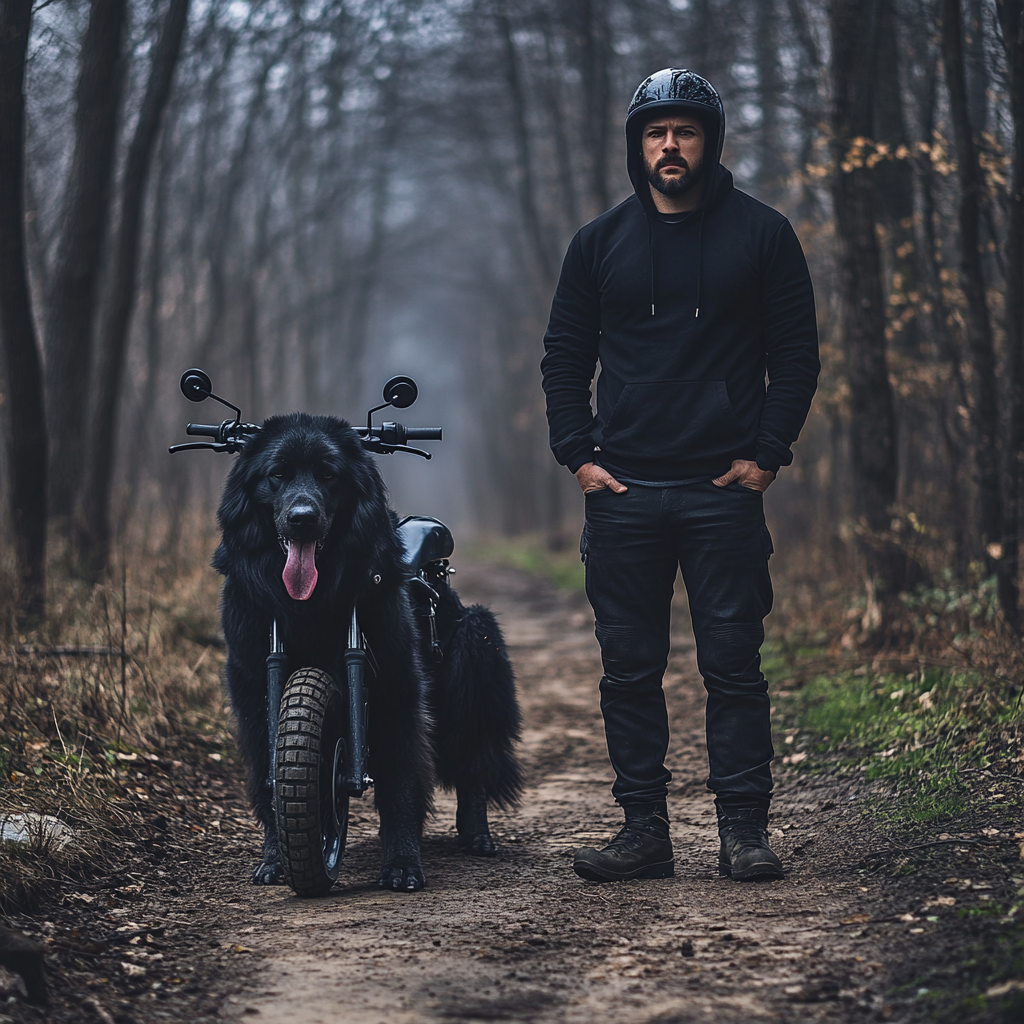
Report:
212,412,522,891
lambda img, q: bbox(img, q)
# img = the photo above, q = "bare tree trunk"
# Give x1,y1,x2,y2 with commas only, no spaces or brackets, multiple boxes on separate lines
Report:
575,0,611,216
496,12,555,292
830,0,902,596
786,0,825,221
339,170,387,412
44,0,127,524
965,0,989,131
997,0,1024,626
756,0,785,204
942,0,1014,624
118,121,173,540
0,0,47,625
874,0,920,355
194,39,285,368
80,0,190,576
541,14,581,234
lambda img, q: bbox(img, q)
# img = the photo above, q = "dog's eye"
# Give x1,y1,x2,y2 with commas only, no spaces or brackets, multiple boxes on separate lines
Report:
320,471,336,482
269,469,284,481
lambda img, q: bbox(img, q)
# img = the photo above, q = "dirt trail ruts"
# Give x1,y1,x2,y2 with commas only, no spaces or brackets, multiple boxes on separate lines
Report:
210,563,903,1024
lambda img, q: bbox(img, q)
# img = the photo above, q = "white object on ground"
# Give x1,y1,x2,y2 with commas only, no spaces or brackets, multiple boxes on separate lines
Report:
0,812,76,851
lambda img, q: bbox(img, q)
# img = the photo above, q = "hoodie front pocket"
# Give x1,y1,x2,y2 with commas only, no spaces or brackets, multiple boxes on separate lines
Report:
602,380,746,462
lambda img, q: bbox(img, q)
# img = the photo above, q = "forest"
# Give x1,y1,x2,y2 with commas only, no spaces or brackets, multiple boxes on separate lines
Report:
1,2,1024,1022
0,0,1021,634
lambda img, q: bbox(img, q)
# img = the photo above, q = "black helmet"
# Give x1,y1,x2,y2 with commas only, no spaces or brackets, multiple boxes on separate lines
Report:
625,68,725,161
624,69,725,217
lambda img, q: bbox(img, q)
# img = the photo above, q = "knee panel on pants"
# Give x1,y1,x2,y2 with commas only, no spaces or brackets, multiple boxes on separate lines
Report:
595,622,668,684
697,622,766,693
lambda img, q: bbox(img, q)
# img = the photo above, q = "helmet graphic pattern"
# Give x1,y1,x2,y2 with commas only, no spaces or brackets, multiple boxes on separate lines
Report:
627,69,721,120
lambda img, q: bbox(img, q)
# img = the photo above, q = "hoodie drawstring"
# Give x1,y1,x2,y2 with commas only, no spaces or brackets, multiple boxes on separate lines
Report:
649,207,707,319
695,209,705,319
648,217,655,316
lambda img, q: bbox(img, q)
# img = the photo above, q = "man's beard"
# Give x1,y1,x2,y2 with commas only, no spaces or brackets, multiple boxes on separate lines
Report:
645,154,703,197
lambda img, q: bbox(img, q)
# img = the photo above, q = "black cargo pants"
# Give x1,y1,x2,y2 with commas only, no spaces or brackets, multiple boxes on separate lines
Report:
582,480,775,816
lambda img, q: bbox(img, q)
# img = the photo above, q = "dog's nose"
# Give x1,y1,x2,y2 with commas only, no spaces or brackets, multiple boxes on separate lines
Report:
287,504,318,526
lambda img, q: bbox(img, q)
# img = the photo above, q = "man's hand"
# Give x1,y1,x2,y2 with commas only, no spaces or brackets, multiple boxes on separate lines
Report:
712,459,776,493
575,462,628,495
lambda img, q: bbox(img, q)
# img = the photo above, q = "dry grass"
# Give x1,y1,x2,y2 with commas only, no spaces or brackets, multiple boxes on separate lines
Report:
0,514,233,912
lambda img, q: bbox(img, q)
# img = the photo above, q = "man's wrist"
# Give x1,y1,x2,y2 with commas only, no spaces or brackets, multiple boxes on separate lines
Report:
755,451,781,474
567,448,596,474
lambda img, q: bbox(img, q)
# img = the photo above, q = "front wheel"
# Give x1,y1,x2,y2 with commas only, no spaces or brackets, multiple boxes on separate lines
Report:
275,667,349,897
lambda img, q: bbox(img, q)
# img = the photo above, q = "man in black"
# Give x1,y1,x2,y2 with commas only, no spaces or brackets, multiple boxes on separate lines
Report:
541,69,819,882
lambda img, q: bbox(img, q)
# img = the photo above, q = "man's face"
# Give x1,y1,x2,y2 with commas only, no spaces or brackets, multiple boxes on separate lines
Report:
641,115,705,198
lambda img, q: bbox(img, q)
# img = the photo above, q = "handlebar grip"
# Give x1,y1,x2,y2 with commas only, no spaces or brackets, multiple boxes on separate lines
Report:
405,427,442,441
186,423,223,438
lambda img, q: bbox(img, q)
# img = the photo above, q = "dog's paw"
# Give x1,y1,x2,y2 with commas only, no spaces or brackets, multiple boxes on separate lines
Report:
379,859,426,892
250,858,285,885
457,831,497,857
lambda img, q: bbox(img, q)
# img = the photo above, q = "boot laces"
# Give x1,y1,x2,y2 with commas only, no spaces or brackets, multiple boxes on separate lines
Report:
721,819,768,850
607,815,667,853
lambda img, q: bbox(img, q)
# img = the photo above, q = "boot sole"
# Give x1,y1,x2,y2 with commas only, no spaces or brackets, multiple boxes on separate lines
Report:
573,858,675,882
718,856,784,881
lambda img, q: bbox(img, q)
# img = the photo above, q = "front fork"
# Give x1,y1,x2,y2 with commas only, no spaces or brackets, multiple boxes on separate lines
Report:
342,608,371,795
265,611,371,800
266,620,287,796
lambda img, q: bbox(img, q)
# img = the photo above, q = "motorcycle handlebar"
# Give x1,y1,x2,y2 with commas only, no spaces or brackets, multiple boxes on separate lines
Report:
174,413,439,457
364,424,442,443
186,423,224,438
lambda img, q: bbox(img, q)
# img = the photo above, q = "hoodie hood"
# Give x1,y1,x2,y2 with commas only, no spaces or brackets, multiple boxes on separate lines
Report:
625,69,726,220
624,69,729,318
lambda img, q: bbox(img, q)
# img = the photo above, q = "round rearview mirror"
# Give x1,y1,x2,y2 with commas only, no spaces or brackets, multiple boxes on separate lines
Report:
383,375,418,409
180,368,212,402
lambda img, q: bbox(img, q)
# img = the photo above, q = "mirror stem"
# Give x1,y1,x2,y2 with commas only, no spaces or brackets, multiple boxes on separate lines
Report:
363,400,392,437
208,392,242,423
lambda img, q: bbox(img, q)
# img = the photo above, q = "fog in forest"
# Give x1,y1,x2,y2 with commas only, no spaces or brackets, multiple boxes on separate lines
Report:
2,0,1024,633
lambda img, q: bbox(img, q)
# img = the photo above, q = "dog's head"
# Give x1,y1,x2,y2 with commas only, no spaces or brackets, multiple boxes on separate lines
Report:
215,413,395,602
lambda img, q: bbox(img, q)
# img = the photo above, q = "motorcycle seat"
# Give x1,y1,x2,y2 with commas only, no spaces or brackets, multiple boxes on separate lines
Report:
397,515,454,571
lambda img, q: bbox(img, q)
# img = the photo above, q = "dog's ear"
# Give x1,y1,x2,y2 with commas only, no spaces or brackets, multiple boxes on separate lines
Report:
217,451,267,554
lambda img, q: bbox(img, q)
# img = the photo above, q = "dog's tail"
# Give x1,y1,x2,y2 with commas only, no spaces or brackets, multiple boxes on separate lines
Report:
435,604,524,808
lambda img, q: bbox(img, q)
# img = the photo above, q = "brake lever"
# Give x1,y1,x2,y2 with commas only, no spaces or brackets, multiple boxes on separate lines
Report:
169,441,235,454
387,444,431,459
359,438,432,460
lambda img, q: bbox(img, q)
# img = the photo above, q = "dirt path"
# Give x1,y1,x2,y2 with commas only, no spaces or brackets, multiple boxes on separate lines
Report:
206,564,903,1024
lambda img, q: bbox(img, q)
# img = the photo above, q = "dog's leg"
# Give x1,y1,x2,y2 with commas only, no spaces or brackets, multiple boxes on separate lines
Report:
232,660,283,884
222,591,283,885
363,588,434,892
433,597,523,857
455,784,496,856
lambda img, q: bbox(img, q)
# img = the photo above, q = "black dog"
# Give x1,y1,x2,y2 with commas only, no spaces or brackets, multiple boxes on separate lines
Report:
212,412,522,891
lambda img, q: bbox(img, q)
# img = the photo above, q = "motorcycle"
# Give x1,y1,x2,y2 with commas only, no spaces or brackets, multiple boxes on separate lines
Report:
170,368,474,896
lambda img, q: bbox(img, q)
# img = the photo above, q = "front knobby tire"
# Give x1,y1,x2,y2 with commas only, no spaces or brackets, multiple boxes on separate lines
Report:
275,667,350,897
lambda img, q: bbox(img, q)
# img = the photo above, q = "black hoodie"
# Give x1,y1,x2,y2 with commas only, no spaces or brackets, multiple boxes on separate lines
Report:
541,89,819,483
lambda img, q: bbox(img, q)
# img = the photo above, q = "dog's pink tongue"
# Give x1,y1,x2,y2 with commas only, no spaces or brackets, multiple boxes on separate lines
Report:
283,540,318,600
